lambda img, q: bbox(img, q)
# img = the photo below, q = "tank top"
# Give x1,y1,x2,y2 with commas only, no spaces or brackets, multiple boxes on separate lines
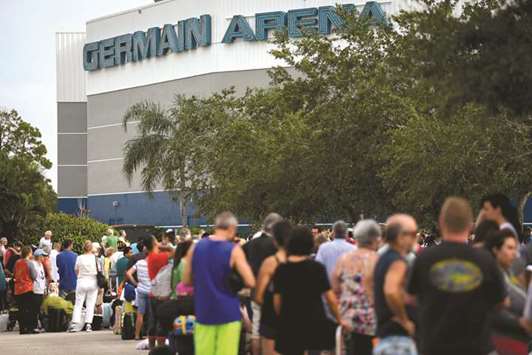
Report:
260,255,281,328
192,238,240,324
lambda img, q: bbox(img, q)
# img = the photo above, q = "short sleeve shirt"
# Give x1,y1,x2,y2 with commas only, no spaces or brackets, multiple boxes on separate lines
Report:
132,259,151,294
407,242,506,355
146,251,170,280
273,259,333,353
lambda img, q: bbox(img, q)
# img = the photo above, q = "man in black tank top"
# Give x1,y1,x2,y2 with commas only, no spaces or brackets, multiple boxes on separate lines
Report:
373,214,419,355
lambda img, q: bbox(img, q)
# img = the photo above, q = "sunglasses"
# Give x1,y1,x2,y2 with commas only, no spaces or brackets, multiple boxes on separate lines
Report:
401,230,418,238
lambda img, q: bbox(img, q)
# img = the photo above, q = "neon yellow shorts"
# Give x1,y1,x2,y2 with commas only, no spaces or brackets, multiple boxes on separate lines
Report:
194,321,242,355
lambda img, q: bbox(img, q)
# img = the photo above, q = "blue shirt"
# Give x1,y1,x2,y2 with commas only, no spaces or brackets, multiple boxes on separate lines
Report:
315,239,356,278
192,238,240,325
56,250,78,291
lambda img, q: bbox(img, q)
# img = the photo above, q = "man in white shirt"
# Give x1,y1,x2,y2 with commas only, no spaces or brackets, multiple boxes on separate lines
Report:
39,231,53,250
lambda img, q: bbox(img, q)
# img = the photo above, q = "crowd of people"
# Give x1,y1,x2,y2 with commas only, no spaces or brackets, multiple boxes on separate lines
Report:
1,193,532,355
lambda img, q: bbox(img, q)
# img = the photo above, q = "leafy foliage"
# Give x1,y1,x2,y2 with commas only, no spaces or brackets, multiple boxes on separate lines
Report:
122,2,532,226
34,213,109,254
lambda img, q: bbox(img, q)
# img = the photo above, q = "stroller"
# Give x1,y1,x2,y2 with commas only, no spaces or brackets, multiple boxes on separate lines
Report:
5,278,18,331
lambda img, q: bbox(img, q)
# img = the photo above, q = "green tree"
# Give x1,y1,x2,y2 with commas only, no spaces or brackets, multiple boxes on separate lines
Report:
0,109,56,242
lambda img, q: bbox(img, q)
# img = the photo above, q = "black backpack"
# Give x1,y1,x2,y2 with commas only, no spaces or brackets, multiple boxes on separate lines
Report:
121,312,136,340
44,308,69,333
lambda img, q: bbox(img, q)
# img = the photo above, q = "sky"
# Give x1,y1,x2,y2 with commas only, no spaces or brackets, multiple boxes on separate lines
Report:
0,0,151,190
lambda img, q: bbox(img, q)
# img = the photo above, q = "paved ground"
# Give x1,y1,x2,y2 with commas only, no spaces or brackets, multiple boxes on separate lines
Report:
0,330,142,355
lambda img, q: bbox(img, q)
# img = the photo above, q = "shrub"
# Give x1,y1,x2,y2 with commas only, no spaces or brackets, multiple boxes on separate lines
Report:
32,213,110,254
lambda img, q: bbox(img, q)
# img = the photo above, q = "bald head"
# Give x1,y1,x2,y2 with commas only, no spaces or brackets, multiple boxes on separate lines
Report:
384,214,418,252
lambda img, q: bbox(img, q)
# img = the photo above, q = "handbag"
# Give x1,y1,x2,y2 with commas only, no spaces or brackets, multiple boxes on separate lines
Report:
95,256,107,289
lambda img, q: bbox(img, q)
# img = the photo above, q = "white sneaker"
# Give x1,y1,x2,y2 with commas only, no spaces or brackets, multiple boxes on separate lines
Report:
69,324,79,333
85,324,92,332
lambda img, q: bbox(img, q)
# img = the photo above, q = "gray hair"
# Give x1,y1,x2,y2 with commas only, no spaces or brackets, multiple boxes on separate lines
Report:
263,213,283,235
215,211,239,230
333,220,348,238
354,219,382,247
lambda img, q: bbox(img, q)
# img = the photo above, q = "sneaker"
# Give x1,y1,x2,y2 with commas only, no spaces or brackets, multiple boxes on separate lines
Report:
85,324,92,332
69,324,79,333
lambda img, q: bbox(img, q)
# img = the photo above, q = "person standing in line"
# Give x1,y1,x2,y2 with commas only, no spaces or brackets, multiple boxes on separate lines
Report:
183,212,256,355
243,212,283,355
332,220,382,355
255,220,293,355
39,231,53,250
373,214,419,355
4,241,22,276
480,193,522,240
49,242,61,283
30,249,48,332
484,229,530,346
126,239,152,341
70,240,99,332
408,197,508,355
13,246,36,334
0,260,7,313
116,246,132,288
56,239,78,297
145,235,175,348
272,225,349,355
316,221,356,322
102,229,118,251
0,237,7,265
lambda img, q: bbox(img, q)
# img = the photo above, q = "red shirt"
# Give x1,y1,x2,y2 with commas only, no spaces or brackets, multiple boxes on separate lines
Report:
14,259,33,295
146,251,169,280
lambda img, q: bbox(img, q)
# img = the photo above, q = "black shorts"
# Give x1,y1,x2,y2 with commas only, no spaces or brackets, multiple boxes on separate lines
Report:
259,322,276,340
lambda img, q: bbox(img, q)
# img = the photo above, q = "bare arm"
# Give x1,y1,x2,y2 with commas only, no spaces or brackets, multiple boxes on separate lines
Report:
254,257,274,305
182,244,195,286
384,260,414,334
273,293,282,316
231,245,255,288
324,289,341,323
125,266,137,287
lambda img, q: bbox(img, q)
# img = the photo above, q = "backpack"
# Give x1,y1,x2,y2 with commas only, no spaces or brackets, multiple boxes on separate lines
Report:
151,263,173,299
121,312,136,340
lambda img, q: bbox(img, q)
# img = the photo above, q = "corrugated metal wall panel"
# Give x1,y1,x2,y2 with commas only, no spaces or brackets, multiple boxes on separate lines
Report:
56,32,87,102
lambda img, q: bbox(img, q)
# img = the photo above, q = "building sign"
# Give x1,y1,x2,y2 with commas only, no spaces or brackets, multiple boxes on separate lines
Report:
83,1,386,71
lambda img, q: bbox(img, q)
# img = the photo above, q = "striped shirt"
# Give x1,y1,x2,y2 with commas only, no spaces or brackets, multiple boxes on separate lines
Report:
132,259,151,294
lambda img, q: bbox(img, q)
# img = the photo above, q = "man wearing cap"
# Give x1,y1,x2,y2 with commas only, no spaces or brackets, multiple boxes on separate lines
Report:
30,249,48,331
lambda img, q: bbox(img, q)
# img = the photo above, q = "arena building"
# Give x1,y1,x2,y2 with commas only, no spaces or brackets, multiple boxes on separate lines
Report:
60,0,530,228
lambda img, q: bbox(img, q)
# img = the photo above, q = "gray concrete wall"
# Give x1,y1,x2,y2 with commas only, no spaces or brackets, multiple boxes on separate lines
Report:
87,68,273,195
57,102,87,197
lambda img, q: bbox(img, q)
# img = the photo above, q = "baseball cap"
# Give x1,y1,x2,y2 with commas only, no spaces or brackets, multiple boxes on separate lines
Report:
34,249,48,257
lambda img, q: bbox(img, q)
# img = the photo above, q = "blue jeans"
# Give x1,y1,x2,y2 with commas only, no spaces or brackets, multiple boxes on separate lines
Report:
373,336,418,355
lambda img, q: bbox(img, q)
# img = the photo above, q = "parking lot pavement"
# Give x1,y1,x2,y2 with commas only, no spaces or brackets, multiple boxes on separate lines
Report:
0,330,141,355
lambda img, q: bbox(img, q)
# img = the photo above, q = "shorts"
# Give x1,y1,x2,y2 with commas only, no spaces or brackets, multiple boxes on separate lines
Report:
251,301,261,340
135,291,149,315
259,322,276,340
194,321,242,355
